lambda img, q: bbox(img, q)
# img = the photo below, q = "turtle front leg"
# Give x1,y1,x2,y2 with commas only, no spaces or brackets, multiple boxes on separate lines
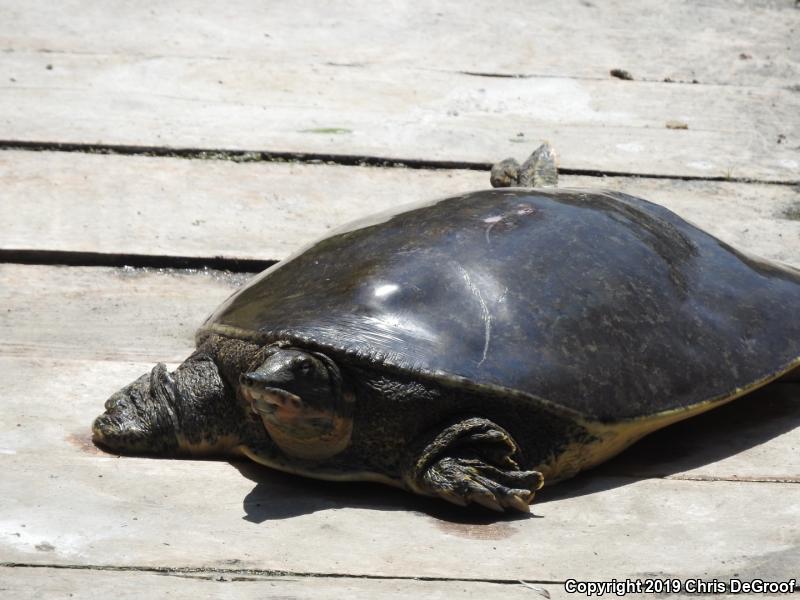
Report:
403,417,544,513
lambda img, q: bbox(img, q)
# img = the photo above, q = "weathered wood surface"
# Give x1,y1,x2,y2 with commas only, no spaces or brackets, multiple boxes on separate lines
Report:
2,53,798,181
1,357,798,582
1,264,798,580
2,150,799,264
2,0,799,593
2,568,795,600
0,264,241,362
1,0,797,87
2,264,799,484
599,383,800,483
0,567,559,600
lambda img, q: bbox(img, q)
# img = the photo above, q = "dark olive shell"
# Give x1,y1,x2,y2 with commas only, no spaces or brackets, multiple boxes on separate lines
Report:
200,189,800,421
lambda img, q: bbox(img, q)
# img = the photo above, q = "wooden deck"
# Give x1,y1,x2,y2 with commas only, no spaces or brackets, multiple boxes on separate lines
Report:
1,2,798,597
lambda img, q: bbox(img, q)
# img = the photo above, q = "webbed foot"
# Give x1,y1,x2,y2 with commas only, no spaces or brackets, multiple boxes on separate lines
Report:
424,456,543,512
405,417,544,513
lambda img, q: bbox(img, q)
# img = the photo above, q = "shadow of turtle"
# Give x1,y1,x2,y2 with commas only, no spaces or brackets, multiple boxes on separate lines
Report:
537,381,800,504
231,460,533,525
229,381,799,518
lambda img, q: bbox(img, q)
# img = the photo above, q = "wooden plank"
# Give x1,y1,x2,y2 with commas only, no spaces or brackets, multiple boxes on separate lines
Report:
1,265,798,580
0,150,487,262
1,567,795,600
2,263,799,482
0,567,558,600
2,1,797,588
599,382,800,484
3,343,798,481
2,150,799,264
2,54,798,180
1,356,798,582
1,0,797,88
0,264,240,362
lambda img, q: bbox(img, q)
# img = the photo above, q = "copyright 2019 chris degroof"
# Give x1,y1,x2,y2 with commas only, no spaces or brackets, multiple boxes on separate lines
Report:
564,577,797,596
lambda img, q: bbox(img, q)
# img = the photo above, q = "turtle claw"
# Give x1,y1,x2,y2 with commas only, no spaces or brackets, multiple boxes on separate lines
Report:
471,489,505,513
422,456,543,513
506,493,532,513
405,417,544,513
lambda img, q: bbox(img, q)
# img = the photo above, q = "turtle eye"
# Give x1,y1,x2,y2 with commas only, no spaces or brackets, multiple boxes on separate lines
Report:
296,359,312,375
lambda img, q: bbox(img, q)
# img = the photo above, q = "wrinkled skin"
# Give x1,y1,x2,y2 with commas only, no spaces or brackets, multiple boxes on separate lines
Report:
94,335,554,512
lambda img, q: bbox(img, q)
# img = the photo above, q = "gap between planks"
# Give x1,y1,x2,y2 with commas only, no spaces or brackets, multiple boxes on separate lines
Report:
0,561,557,586
2,52,797,181
1,141,797,186
0,249,274,273
2,150,799,268
0,565,559,600
0,566,793,600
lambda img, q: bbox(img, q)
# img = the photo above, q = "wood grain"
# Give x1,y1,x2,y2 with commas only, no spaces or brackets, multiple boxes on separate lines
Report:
2,368,798,581
2,151,798,264
2,0,799,588
0,567,561,600
1,567,795,599
2,53,797,180
1,0,797,87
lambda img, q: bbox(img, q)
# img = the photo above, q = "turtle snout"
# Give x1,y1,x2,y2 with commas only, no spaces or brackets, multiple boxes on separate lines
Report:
91,369,179,455
241,380,302,418
91,405,149,453
240,372,266,390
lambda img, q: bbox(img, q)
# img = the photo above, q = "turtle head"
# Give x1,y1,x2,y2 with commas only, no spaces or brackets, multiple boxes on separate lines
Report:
92,356,239,456
240,348,354,461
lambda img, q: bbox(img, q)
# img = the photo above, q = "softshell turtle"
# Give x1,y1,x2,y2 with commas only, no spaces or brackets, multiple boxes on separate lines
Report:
93,147,800,512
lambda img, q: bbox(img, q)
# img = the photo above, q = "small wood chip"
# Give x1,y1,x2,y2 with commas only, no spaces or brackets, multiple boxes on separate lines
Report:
609,68,634,80
666,120,689,130
519,581,551,598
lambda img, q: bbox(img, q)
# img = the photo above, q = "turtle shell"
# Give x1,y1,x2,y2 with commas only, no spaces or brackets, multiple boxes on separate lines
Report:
200,189,800,421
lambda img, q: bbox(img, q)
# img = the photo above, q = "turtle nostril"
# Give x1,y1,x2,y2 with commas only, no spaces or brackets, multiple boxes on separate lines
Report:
91,413,126,448
92,414,112,439
241,374,268,389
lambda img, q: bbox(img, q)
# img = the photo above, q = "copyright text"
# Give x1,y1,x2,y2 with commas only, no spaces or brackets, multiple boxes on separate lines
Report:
564,578,797,596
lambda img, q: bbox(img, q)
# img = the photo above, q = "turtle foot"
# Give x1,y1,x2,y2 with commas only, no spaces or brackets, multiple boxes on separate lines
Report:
490,142,558,189
404,417,544,513
423,456,543,512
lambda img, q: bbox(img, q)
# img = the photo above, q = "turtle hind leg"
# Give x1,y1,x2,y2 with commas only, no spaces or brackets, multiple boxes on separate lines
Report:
518,142,558,188
489,158,521,188
403,417,544,512
490,142,558,189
